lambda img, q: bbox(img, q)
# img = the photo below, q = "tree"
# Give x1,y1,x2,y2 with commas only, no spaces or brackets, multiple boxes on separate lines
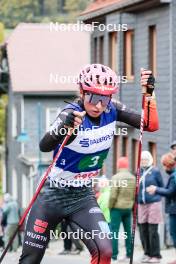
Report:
0,22,5,44
64,0,89,21
38,0,45,15
0,0,90,27
0,95,7,195
0,0,40,28
0,95,7,145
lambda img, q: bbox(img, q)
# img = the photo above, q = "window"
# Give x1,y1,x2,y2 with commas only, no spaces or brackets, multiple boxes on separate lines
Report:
122,137,129,156
113,136,120,174
149,25,157,76
46,107,61,132
94,37,97,63
99,36,104,64
109,32,117,72
132,139,139,173
149,142,157,165
124,30,134,80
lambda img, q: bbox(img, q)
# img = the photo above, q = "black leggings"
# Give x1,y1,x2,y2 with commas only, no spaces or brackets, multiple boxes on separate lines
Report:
61,219,83,251
19,182,112,264
138,223,161,258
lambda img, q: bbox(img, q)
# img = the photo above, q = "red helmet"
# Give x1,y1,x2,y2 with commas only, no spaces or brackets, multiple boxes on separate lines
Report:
78,64,119,95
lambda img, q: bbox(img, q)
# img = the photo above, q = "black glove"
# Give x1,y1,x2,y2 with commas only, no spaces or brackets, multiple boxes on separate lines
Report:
59,110,75,128
64,112,75,128
59,110,85,128
146,74,155,95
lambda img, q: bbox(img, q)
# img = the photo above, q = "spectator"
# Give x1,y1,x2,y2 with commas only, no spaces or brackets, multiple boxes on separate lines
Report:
58,219,83,255
93,178,101,200
3,193,19,252
138,151,163,263
109,156,136,262
147,152,176,264
170,141,176,158
58,220,72,255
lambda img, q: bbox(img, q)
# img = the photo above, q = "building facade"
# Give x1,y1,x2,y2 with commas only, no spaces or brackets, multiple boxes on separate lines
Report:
80,0,176,179
3,23,90,208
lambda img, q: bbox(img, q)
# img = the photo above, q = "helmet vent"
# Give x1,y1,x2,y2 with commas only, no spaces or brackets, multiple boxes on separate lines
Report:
96,75,100,84
102,66,106,72
85,81,91,87
78,63,118,95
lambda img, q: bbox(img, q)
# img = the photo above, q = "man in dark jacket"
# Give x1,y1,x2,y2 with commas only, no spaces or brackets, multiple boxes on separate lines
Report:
147,152,176,264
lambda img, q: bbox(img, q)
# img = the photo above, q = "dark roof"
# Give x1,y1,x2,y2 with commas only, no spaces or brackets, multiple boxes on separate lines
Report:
81,0,124,15
80,0,170,21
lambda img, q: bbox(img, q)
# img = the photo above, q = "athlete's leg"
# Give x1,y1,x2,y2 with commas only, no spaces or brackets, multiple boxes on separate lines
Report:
68,199,112,264
19,190,62,264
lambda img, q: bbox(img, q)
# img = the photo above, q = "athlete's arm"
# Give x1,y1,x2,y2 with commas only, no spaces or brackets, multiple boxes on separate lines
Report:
39,109,84,152
113,96,159,131
140,69,159,131
114,69,159,132
143,95,159,131
113,100,141,129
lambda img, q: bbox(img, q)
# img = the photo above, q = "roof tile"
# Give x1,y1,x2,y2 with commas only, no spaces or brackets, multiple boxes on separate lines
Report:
81,0,124,15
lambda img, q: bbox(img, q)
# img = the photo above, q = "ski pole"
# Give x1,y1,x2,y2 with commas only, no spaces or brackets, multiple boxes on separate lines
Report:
130,69,156,264
0,129,73,263
130,93,146,264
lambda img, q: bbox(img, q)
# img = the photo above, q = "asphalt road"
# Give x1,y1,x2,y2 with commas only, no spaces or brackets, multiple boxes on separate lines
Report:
1,240,175,264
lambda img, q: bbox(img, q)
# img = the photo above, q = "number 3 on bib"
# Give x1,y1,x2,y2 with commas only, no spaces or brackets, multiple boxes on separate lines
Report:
78,151,108,171
88,156,100,167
